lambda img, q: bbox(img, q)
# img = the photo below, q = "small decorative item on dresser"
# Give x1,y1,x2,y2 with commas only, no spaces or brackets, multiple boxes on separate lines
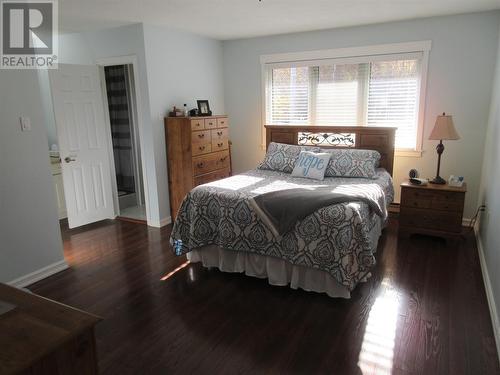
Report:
398,180,467,245
197,100,211,116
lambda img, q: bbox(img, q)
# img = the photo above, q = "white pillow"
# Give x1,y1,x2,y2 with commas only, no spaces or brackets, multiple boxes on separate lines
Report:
291,151,331,181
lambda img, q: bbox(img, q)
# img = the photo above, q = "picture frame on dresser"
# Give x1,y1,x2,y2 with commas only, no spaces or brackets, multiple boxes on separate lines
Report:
197,100,211,116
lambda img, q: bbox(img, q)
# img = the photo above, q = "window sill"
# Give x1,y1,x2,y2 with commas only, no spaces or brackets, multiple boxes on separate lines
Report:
395,149,422,157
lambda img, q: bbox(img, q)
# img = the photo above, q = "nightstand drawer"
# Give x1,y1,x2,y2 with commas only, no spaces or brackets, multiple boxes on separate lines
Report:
400,207,462,233
432,200,464,212
401,187,465,212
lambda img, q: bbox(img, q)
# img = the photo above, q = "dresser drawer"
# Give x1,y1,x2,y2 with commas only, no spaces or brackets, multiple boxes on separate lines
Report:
401,187,464,212
217,117,229,128
192,142,212,156
432,200,464,212
190,119,204,131
192,150,230,176
214,151,230,170
204,118,217,129
400,207,462,233
212,139,228,152
194,168,231,186
192,130,211,144
212,128,229,141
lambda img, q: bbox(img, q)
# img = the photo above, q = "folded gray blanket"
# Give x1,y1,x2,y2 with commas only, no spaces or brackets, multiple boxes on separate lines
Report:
248,186,387,237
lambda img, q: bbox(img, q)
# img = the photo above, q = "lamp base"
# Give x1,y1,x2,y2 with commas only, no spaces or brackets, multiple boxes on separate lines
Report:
430,176,446,185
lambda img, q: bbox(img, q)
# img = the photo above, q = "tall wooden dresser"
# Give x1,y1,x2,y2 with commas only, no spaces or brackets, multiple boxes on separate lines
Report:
165,115,231,220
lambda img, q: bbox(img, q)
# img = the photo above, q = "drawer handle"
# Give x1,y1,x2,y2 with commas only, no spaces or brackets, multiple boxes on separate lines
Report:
217,142,223,147
197,162,204,168
208,122,213,125
198,134,205,138
199,146,205,151
220,121,225,124
219,157,227,162
217,131,223,136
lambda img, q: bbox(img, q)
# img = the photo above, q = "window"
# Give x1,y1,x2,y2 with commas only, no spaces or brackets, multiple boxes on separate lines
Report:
263,43,430,152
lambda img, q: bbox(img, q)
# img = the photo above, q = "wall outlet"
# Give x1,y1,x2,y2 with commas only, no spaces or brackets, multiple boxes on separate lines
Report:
19,116,31,132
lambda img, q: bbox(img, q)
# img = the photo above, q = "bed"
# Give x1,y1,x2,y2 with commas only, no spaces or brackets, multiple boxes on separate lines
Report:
170,125,396,298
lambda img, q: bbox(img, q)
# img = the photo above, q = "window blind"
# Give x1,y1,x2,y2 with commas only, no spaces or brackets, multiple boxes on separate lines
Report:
266,55,422,150
367,59,420,150
270,67,309,124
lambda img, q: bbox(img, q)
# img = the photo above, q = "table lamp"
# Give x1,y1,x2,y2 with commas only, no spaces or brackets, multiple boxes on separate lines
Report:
428,112,460,184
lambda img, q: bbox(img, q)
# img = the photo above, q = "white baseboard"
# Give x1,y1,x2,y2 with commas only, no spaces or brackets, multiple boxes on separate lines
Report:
474,228,500,361
148,216,172,228
7,260,69,288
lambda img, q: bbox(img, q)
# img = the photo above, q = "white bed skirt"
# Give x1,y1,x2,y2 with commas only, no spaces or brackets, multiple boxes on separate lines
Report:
187,218,383,298
188,246,354,298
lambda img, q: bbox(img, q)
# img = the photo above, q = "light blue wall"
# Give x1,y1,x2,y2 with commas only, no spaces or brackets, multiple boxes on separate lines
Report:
142,24,225,222
0,70,65,283
222,11,500,218
479,22,500,342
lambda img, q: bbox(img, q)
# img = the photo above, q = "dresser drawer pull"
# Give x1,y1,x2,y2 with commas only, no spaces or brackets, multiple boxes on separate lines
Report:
217,142,223,147
208,122,214,126
198,134,205,138
199,146,206,151
217,131,223,136
219,157,227,162
220,120,225,124
197,162,204,168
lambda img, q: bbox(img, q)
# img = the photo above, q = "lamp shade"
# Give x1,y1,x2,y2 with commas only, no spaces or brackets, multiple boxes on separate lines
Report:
429,113,460,140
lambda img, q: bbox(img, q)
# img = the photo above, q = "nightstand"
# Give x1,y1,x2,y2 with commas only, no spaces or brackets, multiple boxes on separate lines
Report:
398,180,467,242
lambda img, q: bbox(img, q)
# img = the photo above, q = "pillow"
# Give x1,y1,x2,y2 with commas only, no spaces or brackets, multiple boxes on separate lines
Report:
324,149,381,179
291,151,331,180
258,142,320,173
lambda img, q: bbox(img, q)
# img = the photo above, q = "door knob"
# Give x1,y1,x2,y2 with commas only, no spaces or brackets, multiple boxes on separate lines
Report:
64,156,76,163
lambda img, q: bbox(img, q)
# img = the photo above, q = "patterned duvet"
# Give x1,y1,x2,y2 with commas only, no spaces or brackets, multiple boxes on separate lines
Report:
171,169,394,290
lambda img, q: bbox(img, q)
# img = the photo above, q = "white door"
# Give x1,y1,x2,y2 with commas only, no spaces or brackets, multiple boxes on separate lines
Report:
49,64,115,228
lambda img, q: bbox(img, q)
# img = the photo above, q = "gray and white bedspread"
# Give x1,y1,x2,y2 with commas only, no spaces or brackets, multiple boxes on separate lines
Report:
170,169,394,290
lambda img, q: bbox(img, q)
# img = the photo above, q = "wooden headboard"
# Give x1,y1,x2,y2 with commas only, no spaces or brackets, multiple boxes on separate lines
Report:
265,125,396,176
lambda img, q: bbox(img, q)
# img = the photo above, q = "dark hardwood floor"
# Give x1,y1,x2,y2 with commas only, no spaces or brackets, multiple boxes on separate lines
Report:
29,219,499,375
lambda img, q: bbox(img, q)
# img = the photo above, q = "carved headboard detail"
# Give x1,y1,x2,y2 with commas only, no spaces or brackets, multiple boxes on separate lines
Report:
265,125,397,176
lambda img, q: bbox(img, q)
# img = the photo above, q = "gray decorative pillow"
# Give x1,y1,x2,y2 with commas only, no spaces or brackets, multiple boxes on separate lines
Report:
324,149,381,178
258,142,321,173
291,151,331,180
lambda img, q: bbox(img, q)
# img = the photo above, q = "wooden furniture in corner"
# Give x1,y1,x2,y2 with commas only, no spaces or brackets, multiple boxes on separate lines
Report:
0,283,101,375
399,181,467,242
165,116,231,220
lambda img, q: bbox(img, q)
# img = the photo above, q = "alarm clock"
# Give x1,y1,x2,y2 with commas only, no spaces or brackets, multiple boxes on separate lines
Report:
409,169,419,179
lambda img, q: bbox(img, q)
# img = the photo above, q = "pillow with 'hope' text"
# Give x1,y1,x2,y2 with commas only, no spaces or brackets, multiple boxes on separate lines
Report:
291,151,331,181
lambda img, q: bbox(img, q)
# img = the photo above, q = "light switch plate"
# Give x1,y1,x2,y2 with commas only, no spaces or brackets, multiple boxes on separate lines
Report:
20,116,31,131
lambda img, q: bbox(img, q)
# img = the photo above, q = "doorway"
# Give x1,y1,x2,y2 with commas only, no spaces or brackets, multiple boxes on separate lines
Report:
103,64,146,222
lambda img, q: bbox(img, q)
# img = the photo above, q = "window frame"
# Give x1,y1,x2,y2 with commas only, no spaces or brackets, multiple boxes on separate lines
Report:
260,41,431,157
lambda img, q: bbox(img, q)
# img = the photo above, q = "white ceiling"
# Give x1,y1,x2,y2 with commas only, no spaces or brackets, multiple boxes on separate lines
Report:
59,0,500,40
